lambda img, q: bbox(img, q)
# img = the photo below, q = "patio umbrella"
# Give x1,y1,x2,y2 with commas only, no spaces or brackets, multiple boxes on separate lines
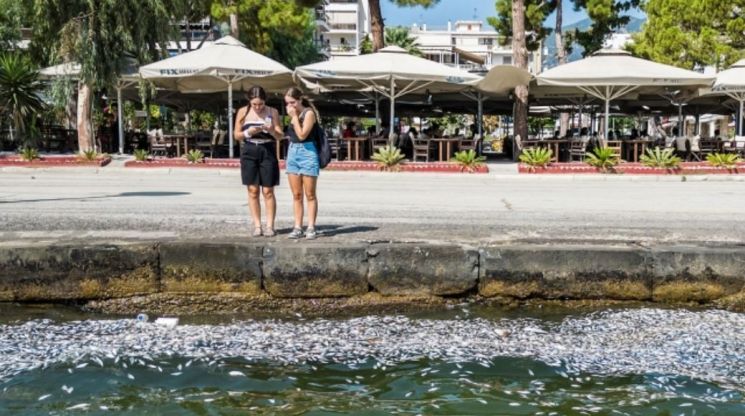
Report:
536,49,714,140
139,36,294,157
468,65,532,136
294,46,480,139
706,59,745,136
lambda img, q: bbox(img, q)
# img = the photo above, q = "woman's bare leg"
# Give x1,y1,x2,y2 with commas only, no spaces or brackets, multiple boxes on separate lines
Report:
262,186,276,230
303,176,318,229
247,185,262,230
287,174,304,228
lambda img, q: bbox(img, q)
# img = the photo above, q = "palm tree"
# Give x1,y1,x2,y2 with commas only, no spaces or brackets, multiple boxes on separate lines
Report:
0,53,45,146
368,0,440,52
361,27,422,56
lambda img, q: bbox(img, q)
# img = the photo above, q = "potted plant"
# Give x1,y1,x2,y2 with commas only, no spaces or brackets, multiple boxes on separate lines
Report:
518,147,552,172
453,149,487,173
371,145,405,172
640,147,682,171
585,147,619,173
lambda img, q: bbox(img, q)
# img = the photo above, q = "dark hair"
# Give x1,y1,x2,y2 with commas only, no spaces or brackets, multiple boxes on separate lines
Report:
285,87,319,119
246,85,267,101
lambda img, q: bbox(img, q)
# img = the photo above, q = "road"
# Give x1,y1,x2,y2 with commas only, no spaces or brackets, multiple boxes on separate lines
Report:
1,166,744,245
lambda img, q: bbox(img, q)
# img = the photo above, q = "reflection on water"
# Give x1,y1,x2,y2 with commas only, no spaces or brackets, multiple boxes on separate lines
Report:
0,304,743,415
1,358,743,415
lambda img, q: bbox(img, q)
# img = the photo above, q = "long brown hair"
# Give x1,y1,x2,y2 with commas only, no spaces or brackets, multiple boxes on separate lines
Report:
246,85,267,102
285,87,320,121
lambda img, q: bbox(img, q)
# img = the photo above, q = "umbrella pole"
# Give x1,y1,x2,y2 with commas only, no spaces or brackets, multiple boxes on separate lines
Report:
389,78,395,145
375,94,380,135
117,87,124,154
604,98,610,141
740,100,744,136
678,104,683,136
477,92,483,138
228,81,234,159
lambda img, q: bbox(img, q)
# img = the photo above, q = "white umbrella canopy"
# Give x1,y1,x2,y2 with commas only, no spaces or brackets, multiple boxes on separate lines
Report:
295,46,481,133
537,49,715,138
140,36,294,157
139,36,293,92
710,59,745,136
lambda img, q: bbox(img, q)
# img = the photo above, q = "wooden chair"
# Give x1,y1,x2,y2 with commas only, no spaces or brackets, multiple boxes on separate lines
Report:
149,131,170,157
605,140,623,160
685,136,702,161
458,137,477,152
370,137,388,155
412,139,432,162
569,140,587,161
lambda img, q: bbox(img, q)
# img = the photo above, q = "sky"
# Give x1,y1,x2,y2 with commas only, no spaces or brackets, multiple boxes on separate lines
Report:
381,0,646,29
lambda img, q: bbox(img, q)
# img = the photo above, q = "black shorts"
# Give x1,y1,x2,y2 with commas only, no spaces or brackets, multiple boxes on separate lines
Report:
240,142,280,187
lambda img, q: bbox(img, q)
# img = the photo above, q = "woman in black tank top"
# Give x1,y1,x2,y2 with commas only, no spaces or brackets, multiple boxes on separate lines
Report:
234,86,283,237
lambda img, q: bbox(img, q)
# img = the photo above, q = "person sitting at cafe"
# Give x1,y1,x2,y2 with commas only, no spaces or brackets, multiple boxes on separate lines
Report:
630,128,639,140
342,121,355,138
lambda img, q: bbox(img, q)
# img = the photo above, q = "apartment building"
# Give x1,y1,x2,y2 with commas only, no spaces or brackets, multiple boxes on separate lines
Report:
316,0,371,59
411,20,544,74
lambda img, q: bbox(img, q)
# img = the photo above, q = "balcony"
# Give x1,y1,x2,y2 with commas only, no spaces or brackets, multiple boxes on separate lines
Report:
329,23,357,32
315,10,329,31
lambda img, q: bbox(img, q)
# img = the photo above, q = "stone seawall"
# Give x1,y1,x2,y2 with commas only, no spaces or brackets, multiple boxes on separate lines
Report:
1,241,744,310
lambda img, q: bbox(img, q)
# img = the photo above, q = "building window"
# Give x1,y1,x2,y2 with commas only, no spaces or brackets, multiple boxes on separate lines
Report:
479,38,494,46
503,56,512,65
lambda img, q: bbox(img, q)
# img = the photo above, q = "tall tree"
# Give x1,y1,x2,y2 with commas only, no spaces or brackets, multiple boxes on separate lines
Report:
488,0,555,53
489,0,554,154
32,0,182,152
629,0,745,70
368,0,440,52
511,0,529,148
0,0,29,51
211,0,322,67
555,0,570,135
568,0,641,56
360,27,423,56
176,0,213,51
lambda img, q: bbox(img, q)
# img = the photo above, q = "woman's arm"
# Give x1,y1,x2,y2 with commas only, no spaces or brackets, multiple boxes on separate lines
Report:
270,108,283,139
290,110,316,141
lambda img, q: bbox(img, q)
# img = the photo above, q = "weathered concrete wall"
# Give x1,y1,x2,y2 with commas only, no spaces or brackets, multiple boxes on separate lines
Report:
0,241,744,308
0,244,158,301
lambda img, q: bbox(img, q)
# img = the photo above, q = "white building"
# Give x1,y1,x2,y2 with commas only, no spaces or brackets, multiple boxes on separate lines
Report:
410,20,544,74
316,0,371,59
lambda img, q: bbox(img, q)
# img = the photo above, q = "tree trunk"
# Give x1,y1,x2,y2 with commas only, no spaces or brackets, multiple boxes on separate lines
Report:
555,0,570,136
77,83,94,153
511,0,529,158
369,0,385,52
230,13,239,38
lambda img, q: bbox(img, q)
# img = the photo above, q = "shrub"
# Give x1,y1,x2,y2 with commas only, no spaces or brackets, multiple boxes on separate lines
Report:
706,152,741,169
19,146,39,161
78,149,98,161
518,147,552,171
185,149,204,164
371,145,405,171
585,146,619,172
640,147,682,169
453,149,487,172
133,149,149,161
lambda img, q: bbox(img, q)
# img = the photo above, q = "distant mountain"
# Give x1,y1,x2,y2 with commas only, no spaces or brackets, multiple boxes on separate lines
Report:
543,16,646,69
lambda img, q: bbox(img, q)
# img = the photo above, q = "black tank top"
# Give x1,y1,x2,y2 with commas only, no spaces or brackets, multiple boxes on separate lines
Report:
287,109,316,144
242,106,274,142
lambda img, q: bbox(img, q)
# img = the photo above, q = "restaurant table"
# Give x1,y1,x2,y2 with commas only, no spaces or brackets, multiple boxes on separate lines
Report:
429,137,461,161
340,137,369,161
541,140,568,162
622,140,653,162
161,134,194,157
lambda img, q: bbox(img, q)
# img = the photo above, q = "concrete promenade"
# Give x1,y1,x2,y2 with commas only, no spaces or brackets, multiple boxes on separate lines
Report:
1,162,744,245
1,163,744,310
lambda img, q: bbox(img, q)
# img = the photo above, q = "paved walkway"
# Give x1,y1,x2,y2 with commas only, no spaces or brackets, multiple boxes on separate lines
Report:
2,165,744,245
